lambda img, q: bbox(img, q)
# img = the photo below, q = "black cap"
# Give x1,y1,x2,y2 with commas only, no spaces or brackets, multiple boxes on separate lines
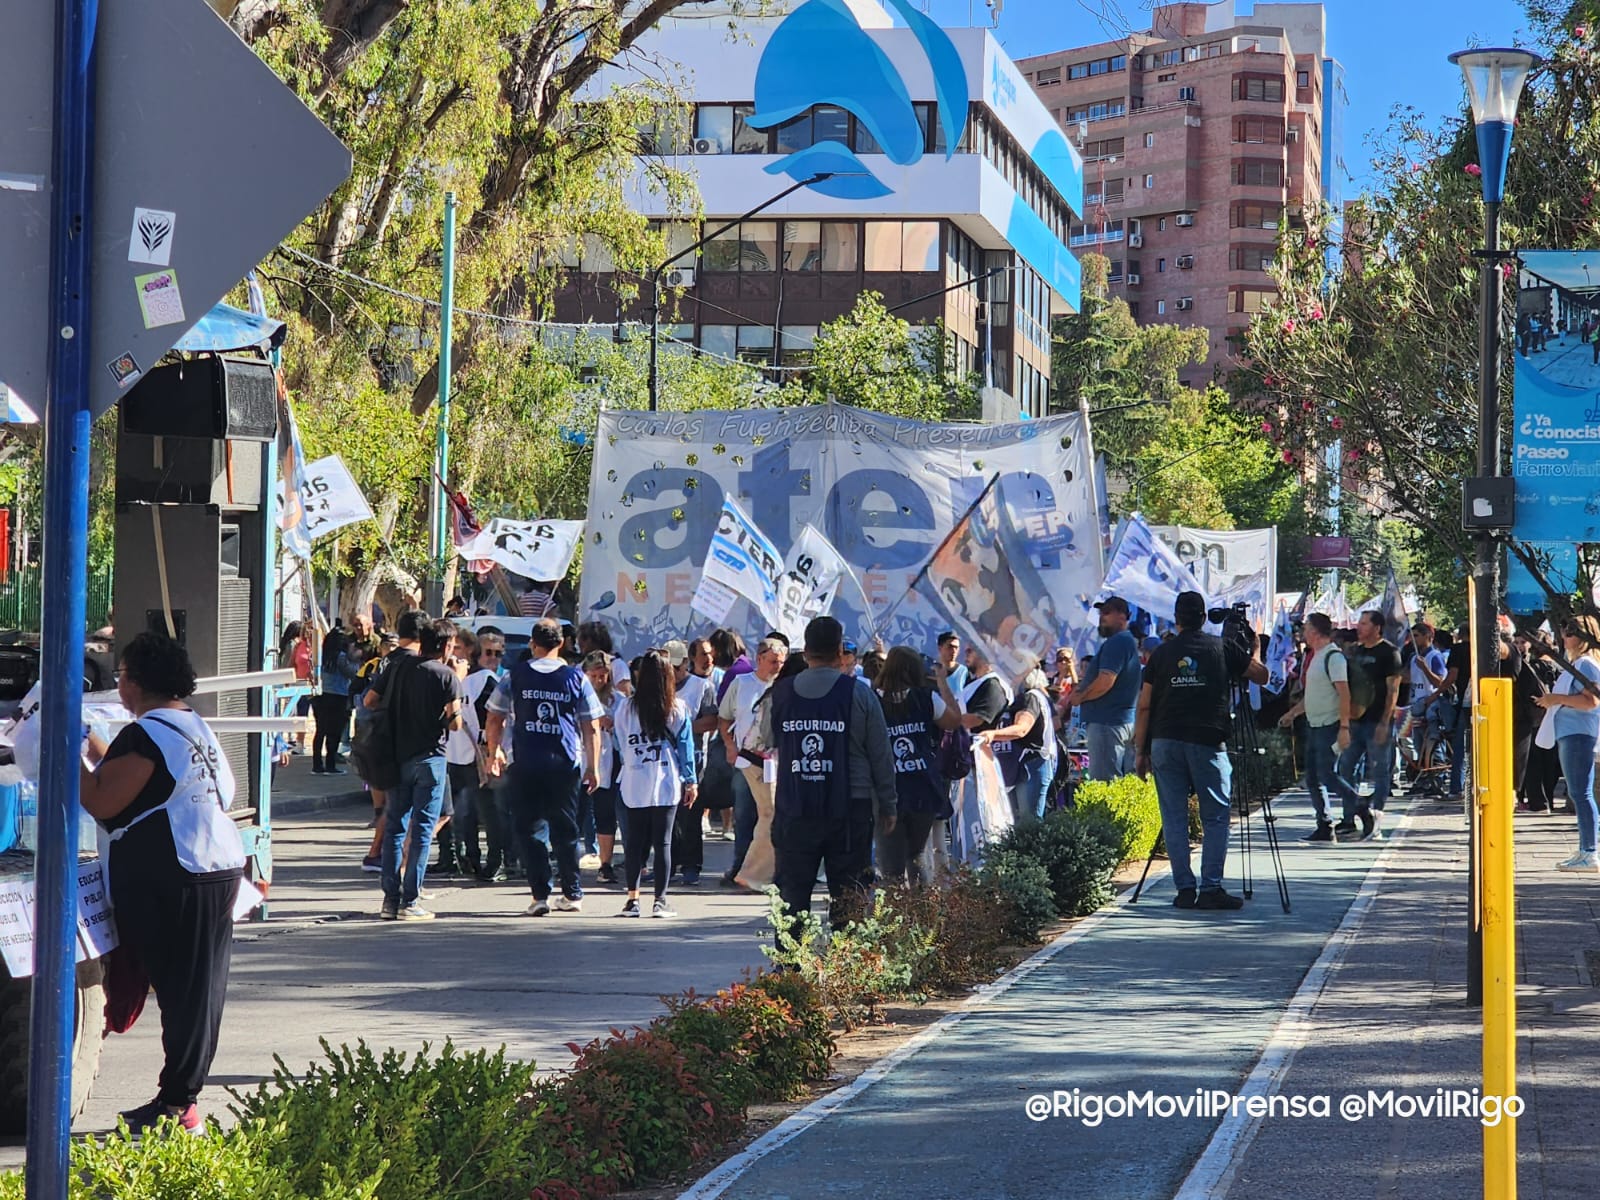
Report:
1174,590,1207,625
1094,595,1130,615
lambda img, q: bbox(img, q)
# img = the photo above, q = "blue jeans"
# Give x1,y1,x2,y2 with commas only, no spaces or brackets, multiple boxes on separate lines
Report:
1445,707,1469,796
1012,753,1057,825
509,764,584,901
728,764,758,877
1337,718,1392,814
1150,738,1232,892
1557,734,1600,854
1086,721,1134,781
381,754,449,907
1304,724,1361,825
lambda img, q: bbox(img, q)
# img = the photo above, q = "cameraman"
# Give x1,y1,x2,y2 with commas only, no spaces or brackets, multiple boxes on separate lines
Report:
1134,591,1269,911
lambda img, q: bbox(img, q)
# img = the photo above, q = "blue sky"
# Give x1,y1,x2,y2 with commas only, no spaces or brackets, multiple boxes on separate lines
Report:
914,0,1532,190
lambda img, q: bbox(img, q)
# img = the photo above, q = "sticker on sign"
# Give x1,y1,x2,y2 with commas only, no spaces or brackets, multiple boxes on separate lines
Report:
134,270,186,329
128,206,176,266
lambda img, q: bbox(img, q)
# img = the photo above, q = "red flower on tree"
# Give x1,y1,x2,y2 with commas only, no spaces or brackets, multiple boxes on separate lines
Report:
1465,163,1482,177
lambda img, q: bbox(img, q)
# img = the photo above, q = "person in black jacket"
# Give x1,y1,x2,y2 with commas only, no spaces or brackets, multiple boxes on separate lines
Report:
873,646,962,884
1515,632,1562,812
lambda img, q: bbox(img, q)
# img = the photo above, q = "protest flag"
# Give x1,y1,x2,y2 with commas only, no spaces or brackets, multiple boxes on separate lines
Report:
1381,568,1411,646
1098,515,1208,620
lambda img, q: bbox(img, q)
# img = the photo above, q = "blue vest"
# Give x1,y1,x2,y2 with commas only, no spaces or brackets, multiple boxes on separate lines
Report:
880,688,950,818
508,660,588,772
771,673,855,821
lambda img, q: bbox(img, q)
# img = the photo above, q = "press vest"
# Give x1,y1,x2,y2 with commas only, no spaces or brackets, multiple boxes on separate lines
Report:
109,710,246,876
509,659,589,772
771,673,855,820
879,688,948,817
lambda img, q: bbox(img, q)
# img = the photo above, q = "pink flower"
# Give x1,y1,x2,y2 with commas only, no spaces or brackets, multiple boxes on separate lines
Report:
1284,319,1297,334
1465,163,1482,177
1501,261,1515,280
1583,192,1594,208
1310,307,1324,320
1261,420,1274,433
1577,24,1588,38
1346,449,1361,462
1263,374,1277,387
1302,400,1314,412
1330,416,1343,430
1282,450,1297,465
1410,162,1423,173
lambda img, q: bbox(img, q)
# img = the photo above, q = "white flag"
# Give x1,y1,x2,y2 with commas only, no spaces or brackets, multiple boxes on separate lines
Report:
773,524,847,643
457,518,584,582
279,455,373,543
1098,515,1208,619
1264,605,1296,694
701,498,784,627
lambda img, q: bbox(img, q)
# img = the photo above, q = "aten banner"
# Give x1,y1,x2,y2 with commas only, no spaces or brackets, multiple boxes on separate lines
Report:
581,403,1102,658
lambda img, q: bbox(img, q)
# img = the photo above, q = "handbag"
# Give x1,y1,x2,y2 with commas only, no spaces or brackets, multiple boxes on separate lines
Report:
1535,706,1558,750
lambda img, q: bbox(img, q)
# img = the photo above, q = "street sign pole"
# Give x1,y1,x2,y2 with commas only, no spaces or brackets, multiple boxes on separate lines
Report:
428,191,457,613
26,0,96,1191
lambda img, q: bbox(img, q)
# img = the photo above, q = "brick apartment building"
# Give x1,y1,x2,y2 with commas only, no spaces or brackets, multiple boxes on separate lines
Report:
1018,2,1345,388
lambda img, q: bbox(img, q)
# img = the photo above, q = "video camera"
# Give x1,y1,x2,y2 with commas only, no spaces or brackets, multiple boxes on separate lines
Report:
1208,601,1255,655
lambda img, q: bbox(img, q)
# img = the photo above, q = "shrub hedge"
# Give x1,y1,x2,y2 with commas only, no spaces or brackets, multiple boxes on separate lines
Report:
1072,775,1163,864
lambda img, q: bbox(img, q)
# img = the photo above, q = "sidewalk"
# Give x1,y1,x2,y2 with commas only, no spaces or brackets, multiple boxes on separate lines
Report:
267,754,367,816
690,789,1600,1200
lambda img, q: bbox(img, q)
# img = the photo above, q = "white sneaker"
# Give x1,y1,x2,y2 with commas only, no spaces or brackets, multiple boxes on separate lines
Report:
1556,851,1600,872
396,904,435,921
553,895,583,912
579,853,601,870
652,899,677,919
525,900,551,917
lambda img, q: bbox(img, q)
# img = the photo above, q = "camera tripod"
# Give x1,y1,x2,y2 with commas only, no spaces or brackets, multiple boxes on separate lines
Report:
1130,681,1291,912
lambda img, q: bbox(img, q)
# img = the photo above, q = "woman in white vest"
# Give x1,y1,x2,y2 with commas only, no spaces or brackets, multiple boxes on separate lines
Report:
611,651,697,918
79,632,245,1135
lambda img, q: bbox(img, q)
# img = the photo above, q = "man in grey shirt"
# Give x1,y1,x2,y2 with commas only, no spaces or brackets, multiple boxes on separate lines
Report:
757,615,897,944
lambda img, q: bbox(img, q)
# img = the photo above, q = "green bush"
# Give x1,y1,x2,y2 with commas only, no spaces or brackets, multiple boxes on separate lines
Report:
996,809,1123,917
977,849,1058,942
763,889,935,1029
876,872,1013,990
229,1040,539,1200
748,969,836,1085
1072,775,1163,863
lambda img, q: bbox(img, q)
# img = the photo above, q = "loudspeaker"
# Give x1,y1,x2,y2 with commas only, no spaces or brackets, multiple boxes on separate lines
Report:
121,356,277,443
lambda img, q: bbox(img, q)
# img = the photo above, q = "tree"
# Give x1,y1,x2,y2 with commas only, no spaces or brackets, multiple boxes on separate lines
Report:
1235,2,1600,622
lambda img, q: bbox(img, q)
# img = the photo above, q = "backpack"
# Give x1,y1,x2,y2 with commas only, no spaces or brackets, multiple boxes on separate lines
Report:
937,726,975,781
349,655,411,791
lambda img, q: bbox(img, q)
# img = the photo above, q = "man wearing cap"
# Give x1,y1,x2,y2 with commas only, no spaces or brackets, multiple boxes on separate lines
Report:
1070,596,1144,781
1135,590,1269,911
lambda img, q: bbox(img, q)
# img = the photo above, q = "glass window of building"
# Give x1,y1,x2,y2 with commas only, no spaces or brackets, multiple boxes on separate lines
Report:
732,106,769,153
580,234,615,273
694,105,733,153
1069,62,1088,80
774,111,812,155
1297,69,1311,87
783,221,822,272
902,222,940,272
822,222,859,271
740,221,779,271
813,105,850,147
864,221,903,270
852,117,883,155
700,325,737,358
1234,76,1285,102
736,326,775,363
1156,299,1166,315
703,225,742,272
779,325,818,365
1144,132,1155,148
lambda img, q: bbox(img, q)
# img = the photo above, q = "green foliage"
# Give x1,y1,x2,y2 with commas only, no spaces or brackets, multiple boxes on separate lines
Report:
995,809,1123,917
1072,774,1163,864
762,888,936,1029
229,1040,540,1200
975,851,1058,943
748,969,837,1084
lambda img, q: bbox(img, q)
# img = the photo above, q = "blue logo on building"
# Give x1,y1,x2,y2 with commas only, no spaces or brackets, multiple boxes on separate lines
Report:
749,0,970,200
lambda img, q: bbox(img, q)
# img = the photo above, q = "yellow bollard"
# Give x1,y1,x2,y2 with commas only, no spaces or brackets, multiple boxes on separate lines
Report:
1477,677,1516,1200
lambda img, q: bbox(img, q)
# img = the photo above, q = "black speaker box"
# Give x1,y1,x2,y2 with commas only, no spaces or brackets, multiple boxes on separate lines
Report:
121,356,277,443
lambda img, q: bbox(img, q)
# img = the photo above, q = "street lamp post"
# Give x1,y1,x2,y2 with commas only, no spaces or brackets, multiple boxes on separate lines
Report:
647,174,833,412
1450,46,1540,1009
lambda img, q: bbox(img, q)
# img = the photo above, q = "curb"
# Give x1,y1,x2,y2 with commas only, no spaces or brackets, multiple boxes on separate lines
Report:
269,789,368,817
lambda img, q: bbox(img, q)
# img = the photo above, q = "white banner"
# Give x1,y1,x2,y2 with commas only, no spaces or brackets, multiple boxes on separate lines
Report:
298,456,373,542
774,524,847,644
1099,515,1208,619
1151,524,1277,629
703,497,784,628
580,403,1102,658
457,518,584,583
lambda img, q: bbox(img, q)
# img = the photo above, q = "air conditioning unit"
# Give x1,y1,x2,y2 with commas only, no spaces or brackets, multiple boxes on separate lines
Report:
1129,233,1144,248
1175,213,1195,227
693,138,718,154
665,268,697,288
1175,297,1194,310
1177,255,1194,269
1125,272,1142,285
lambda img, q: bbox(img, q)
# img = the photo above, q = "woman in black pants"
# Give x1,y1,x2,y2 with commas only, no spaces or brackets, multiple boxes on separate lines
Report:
874,647,964,885
611,652,697,918
80,632,245,1134
311,625,356,774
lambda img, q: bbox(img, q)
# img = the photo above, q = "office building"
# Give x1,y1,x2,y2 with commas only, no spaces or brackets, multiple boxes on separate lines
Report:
1017,2,1344,385
556,0,1085,418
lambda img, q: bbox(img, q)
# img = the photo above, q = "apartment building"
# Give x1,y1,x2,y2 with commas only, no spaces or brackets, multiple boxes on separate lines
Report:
1018,2,1344,386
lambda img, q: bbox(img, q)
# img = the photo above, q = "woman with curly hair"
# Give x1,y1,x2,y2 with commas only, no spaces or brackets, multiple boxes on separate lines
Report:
80,632,246,1135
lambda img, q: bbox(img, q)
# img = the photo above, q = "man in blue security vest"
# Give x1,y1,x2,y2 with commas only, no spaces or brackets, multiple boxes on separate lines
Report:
485,617,604,916
758,615,898,946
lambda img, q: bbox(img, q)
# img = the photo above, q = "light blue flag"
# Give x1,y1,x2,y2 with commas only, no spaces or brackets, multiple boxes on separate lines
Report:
1097,515,1207,621
1265,604,1296,693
